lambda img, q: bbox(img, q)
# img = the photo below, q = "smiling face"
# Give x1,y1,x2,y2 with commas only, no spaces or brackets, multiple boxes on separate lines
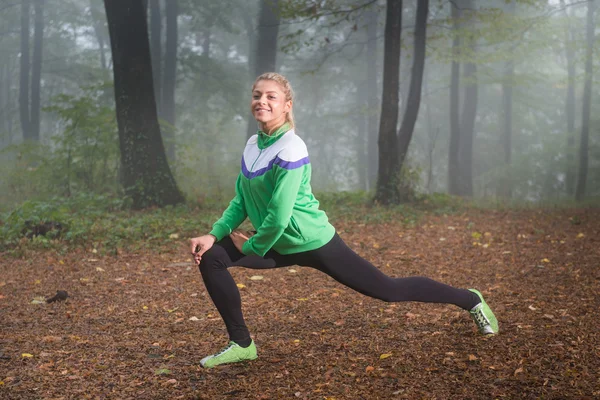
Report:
251,79,292,134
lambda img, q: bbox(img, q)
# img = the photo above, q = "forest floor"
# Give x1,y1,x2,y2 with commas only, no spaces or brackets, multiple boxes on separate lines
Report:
1,207,599,399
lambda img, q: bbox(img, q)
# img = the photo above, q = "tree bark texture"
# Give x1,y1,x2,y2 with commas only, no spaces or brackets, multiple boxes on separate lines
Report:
246,0,280,139
374,0,402,205
104,0,184,209
575,0,595,201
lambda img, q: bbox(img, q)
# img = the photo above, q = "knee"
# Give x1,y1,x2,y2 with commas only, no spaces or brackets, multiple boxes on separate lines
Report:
198,245,229,275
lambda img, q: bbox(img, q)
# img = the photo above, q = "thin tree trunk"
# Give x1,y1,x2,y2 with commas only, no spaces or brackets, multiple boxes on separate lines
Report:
356,79,367,190
30,0,43,141
562,0,576,196
19,0,31,141
149,0,162,112
366,8,378,191
375,0,402,205
458,48,477,197
0,62,6,146
104,0,184,209
458,1,477,197
90,0,108,70
498,59,513,198
6,57,14,142
246,0,280,139
575,0,595,201
162,0,177,162
397,0,428,181
498,0,515,199
448,2,461,195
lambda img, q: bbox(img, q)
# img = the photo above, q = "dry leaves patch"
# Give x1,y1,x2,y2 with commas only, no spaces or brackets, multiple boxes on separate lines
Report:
1,209,599,399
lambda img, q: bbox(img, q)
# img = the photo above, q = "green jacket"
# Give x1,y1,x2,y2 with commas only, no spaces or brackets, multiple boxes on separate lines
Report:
210,124,335,256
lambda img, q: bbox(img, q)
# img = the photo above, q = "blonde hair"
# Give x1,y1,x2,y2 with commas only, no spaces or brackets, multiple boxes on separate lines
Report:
252,72,295,130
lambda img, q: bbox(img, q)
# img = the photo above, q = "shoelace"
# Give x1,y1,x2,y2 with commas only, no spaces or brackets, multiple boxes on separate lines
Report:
213,343,235,357
472,307,490,328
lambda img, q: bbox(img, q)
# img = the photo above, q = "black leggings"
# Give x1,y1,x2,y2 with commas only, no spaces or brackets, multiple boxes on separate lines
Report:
198,233,479,344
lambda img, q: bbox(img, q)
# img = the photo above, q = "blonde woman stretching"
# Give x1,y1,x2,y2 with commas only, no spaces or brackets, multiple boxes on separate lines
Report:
190,72,498,368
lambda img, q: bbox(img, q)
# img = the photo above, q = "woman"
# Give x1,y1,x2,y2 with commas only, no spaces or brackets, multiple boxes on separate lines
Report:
190,72,498,369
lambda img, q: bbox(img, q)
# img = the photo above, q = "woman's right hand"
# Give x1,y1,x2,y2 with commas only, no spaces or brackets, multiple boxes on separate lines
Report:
190,234,216,265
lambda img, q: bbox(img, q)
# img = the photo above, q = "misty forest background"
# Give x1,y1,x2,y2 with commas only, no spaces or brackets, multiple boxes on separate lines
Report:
0,0,599,218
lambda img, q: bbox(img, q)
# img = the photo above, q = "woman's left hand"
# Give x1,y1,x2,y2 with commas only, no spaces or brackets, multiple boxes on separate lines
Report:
230,230,252,253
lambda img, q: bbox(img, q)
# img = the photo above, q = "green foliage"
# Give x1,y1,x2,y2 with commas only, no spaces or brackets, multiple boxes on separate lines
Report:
0,84,120,210
0,193,219,254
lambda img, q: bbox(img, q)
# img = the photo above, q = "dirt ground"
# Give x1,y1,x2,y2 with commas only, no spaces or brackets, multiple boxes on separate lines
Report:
1,208,599,399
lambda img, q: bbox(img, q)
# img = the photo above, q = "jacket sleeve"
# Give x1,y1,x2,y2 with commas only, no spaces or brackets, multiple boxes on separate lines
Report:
209,174,247,241
241,164,304,256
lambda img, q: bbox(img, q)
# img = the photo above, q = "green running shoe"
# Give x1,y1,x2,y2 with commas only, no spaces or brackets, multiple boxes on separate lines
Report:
468,289,499,335
200,340,258,368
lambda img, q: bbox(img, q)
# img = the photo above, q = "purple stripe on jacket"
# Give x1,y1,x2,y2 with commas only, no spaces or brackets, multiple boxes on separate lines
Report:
241,156,310,179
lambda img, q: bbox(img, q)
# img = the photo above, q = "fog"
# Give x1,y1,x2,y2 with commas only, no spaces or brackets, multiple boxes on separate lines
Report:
0,0,598,209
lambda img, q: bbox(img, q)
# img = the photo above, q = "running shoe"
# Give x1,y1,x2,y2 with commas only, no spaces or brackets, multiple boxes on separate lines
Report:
200,340,258,368
468,289,499,335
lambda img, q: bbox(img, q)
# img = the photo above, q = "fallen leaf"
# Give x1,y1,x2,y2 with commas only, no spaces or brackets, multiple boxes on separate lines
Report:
379,353,392,360
31,296,46,304
236,283,246,289
188,316,200,321
514,367,524,376
468,354,478,361
22,353,34,358
576,233,585,238
365,366,374,372
250,275,264,281
96,267,105,272
155,368,171,375
169,233,179,239
288,269,297,273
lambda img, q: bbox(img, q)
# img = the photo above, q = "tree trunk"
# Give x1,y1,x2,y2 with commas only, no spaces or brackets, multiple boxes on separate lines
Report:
30,0,43,141
366,8,378,191
90,0,108,70
19,0,31,141
162,0,177,162
6,57,14,142
562,0,576,196
457,1,477,197
149,0,162,112
104,0,184,209
448,2,461,195
356,79,367,190
397,0,428,180
498,0,515,199
0,62,6,146
498,59,513,198
374,0,402,205
246,0,280,139
575,0,595,201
